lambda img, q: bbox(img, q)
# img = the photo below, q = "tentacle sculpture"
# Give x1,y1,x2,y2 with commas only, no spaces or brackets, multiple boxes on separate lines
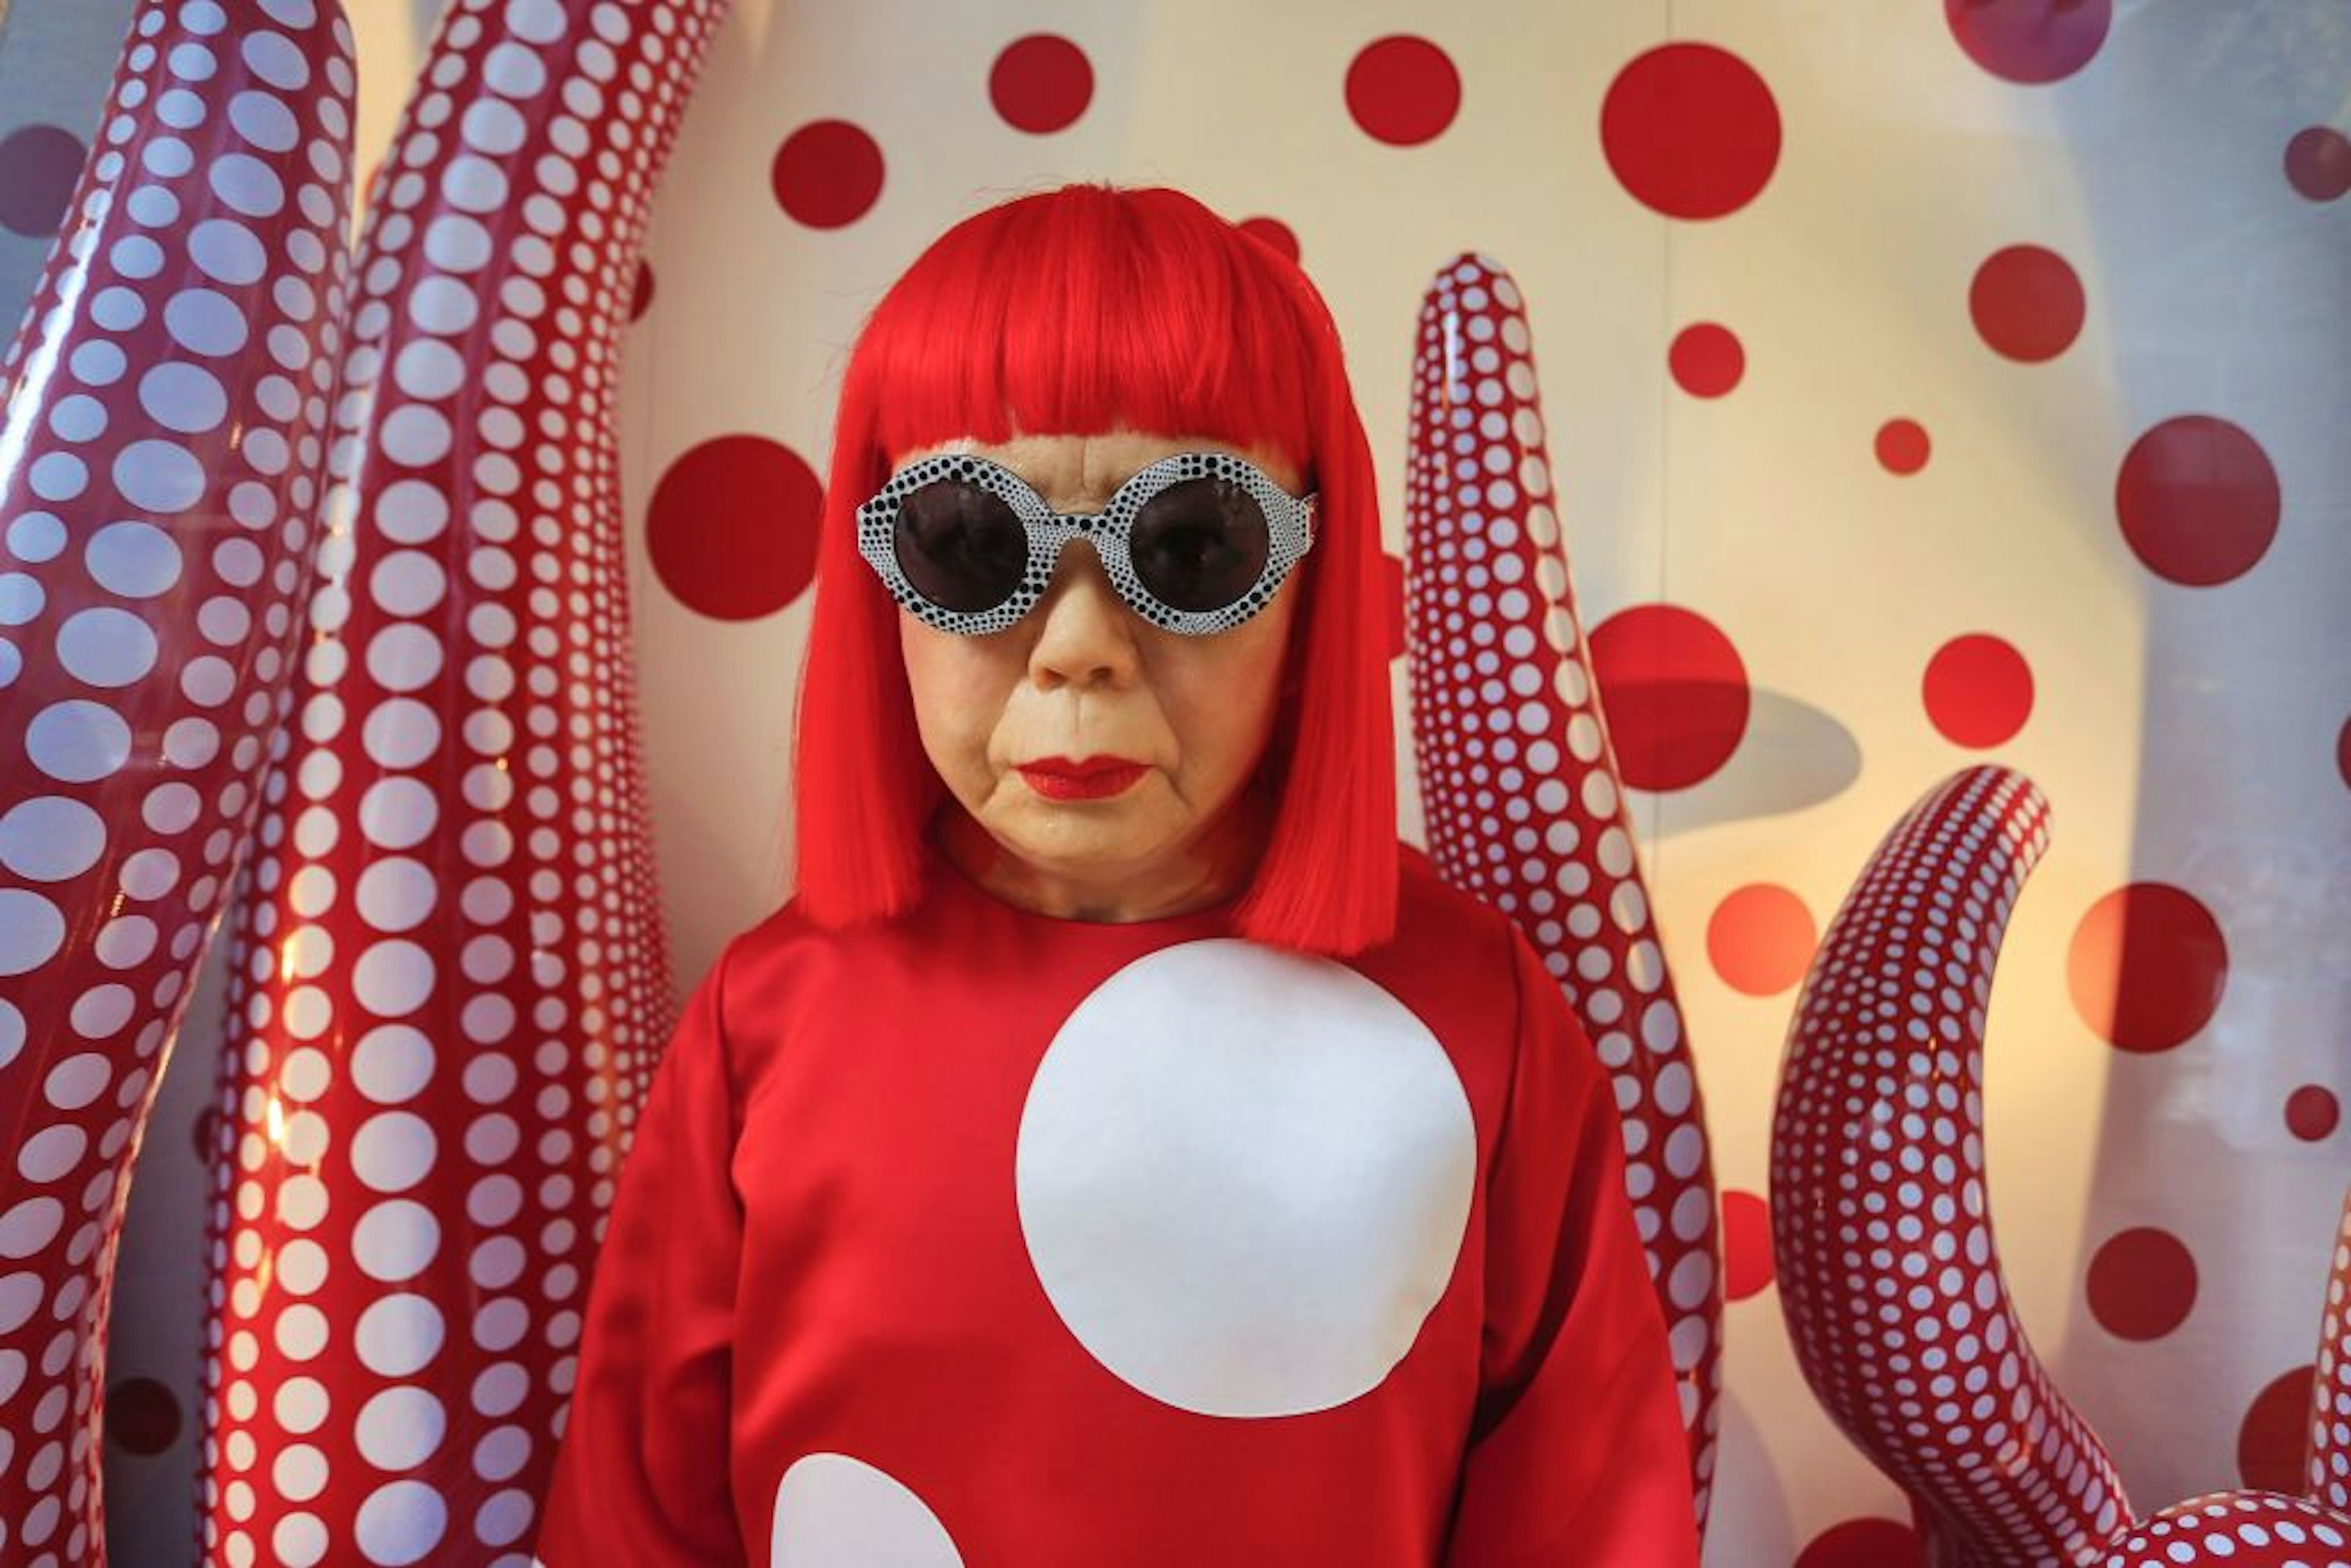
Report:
0,2,353,1559
2314,1188,2350,1512
196,1,729,1563
1403,252,1722,1529
2094,1494,2349,1567
1770,765,2131,1565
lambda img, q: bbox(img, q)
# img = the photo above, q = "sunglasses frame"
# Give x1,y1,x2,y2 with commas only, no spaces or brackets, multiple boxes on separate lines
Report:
855,449,1319,637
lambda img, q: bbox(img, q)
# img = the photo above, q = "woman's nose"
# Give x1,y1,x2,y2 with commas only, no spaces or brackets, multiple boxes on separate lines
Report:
1027,541,1138,690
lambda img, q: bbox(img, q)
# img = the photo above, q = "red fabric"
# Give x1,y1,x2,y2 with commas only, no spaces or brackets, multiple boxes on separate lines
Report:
537,844,1698,1567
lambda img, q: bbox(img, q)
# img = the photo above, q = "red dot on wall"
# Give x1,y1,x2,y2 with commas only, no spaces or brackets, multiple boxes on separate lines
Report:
2237,1364,2317,1492
2067,882,2229,1052
1707,883,1817,996
990,34,1094,133
1922,632,2034,748
1239,216,1301,264
105,1377,184,1457
0,124,86,239
1721,1190,1776,1300
1669,323,1744,397
2286,1085,2341,1142
2285,127,2351,202
629,259,655,324
2115,415,2281,587
1600,43,1782,220
646,435,824,621
2339,715,2351,792
1877,418,1932,475
2085,1226,2199,1341
1344,36,1462,147
1970,244,2085,362
1796,1518,1924,1568
1588,604,1752,791
770,119,885,229
1945,0,2112,84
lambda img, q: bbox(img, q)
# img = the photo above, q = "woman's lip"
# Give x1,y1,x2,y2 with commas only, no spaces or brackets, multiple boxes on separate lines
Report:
1016,759,1149,801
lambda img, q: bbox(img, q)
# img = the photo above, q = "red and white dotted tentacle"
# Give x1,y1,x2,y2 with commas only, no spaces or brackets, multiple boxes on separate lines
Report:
2094,1492,2351,1567
196,1,727,1564
2314,1187,2351,1512
0,0,355,1559
1771,765,2131,1566
1402,253,1722,1530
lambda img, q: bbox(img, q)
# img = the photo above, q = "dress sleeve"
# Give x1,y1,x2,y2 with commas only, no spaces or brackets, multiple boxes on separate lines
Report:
1441,929,1702,1568
535,943,748,1567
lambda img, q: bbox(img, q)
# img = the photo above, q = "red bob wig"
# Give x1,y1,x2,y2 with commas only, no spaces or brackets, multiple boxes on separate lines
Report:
790,183,1397,955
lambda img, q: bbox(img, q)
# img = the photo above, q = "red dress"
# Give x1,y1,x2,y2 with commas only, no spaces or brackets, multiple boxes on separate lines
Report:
536,842,1699,1567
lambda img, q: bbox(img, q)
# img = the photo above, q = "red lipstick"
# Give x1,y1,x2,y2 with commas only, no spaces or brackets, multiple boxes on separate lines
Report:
1016,755,1149,801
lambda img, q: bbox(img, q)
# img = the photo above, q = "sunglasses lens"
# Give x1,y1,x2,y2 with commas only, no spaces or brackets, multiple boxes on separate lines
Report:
893,481,1029,615
1130,476,1271,614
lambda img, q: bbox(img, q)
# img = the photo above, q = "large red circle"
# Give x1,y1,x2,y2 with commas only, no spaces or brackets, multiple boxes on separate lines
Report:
770,119,886,229
1344,36,1462,148
1670,323,1744,397
1239,216,1301,264
2237,1364,2317,1491
2115,415,2281,587
2285,127,2351,201
2066,882,2229,1052
1970,244,2085,362
1721,1189,1776,1301
2085,1226,2199,1341
2285,1085,2340,1142
1922,633,2034,748
645,435,825,621
1945,0,2112,84
0,124,86,239
106,1376,184,1456
1707,883,1817,996
990,34,1094,133
1796,1518,1922,1568
1587,604,1752,791
1600,44,1782,220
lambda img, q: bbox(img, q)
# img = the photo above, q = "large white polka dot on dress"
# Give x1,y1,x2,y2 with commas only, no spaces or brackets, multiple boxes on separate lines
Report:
1016,940,1477,1417
1400,251,1722,1527
770,1453,967,1568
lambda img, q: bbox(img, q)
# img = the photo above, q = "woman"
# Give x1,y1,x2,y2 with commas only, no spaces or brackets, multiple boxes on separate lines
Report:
538,182,1699,1566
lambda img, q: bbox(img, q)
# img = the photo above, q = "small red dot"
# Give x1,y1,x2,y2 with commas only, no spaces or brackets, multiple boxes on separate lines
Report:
770,119,885,229
1876,418,1932,475
1707,883,1817,996
989,34,1093,134
1796,1518,1923,1568
2067,882,2229,1053
1601,44,1782,220
2285,1085,2340,1142
2285,126,2351,202
629,259,655,323
646,435,825,621
2115,415,2281,587
2085,1226,2198,1341
1945,0,2112,84
1721,1190,1776,1301
1238,216,1300,264
1344,36,1462,148
0,124,86,239
1970,244,2085,362
1381,551,1406,663
106,1377,184,1456
2237,1364,2317,1491
192,1105,222,1163
2338,715,2351,791
1922,632,2033,748
1669,323,1744,397
1588,604,1752,791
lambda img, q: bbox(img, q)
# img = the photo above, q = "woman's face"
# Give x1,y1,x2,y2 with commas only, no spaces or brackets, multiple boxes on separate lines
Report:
892,428,1305,921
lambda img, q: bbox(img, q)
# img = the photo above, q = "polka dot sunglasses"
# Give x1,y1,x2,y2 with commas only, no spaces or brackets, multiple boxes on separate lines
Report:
855,450,1319,637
